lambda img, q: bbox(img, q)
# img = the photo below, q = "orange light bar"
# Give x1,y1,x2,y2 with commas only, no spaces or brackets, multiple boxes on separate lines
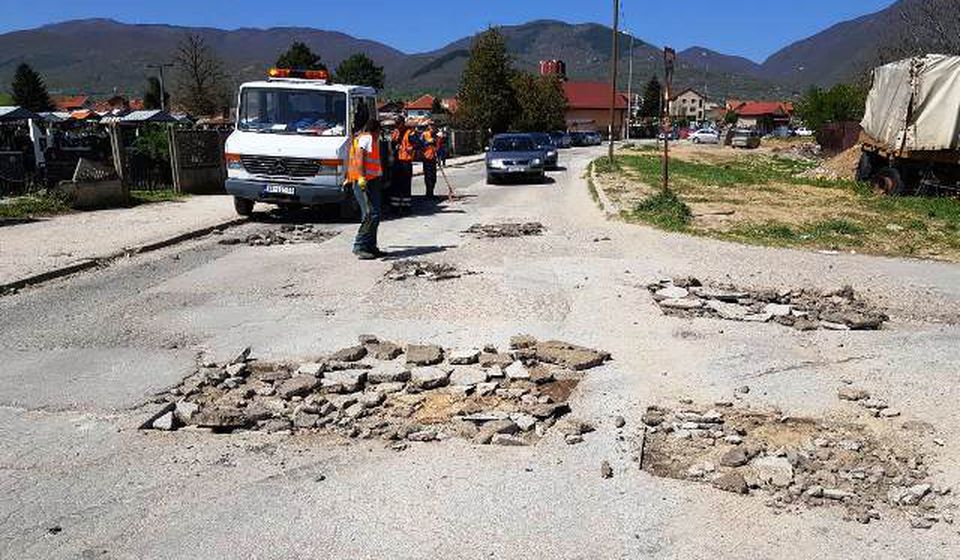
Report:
268,68,330,80
318,158,342,167
225,153,241,163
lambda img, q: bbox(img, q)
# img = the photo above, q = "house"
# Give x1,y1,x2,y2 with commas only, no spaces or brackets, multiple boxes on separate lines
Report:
440,97,458,114
53,95,90,112
729,101,794,133
562,81,628,137
669,88,709,121
404,94,436,120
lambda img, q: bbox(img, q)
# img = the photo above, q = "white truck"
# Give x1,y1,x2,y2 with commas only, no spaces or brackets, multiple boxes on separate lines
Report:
224,68,378,216
858,54,960,196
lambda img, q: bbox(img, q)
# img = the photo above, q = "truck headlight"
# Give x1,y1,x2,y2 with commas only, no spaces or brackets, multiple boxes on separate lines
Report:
532,158,543,166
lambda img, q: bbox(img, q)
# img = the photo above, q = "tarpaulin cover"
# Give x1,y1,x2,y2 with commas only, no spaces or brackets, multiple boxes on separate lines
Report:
861,54,960,152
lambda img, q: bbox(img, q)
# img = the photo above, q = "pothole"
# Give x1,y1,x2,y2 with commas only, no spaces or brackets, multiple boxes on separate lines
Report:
385,260,477,282
143,335,610,448
219,225,340,247
648,278,888,331
640,401,953,528
463,222,545,238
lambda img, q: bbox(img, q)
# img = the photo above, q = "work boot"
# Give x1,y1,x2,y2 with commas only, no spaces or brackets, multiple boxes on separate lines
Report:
354,249,377,260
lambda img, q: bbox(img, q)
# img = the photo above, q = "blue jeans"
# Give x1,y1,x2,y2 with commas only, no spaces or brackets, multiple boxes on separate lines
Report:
353,179,381,253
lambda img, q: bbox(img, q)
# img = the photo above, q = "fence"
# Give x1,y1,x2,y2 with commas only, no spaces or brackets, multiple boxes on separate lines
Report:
169,129,228,194
448,130,485,156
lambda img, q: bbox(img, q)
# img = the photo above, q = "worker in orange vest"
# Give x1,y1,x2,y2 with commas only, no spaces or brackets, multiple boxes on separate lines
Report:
389,116,415,215
346,117,385,259
421,122,439,200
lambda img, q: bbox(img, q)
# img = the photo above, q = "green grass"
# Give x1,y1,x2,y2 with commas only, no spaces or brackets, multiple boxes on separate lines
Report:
723,219,868,247
129,189,184,205
626,189,692,231
0,194,71,219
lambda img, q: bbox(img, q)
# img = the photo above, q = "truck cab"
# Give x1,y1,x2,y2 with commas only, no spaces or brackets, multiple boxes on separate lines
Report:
224,69,378,216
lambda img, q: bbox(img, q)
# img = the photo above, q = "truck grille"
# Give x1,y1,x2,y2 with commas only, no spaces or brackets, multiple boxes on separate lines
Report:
240,155,320,178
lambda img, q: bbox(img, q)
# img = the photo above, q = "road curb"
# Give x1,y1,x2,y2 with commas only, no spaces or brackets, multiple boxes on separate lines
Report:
589,163,622,218
0,217,248,295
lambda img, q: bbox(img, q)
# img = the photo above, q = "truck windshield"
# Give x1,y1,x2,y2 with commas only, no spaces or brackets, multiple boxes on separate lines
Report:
238,88,347,136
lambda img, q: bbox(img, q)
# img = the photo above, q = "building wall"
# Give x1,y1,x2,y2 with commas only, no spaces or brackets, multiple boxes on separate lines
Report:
669,90,705,120
566,108,627,137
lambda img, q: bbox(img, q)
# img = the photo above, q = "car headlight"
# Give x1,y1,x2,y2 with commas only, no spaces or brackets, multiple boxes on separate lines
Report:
488,159,504,169
532,158,542,166
547,150,557,157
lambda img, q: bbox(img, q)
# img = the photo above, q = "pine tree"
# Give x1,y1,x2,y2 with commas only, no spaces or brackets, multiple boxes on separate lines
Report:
640,76,662,119
333,53,384,89
512,73,567,131
276,42,326,71
11,63,53,112
455,28,518,134
143,76,170,110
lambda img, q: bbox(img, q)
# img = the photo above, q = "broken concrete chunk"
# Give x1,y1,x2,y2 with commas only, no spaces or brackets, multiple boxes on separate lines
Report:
449,367,489,386
296,363,325,377
534,341,609,371
152,411,177,431
448,348,481,365
225,363,248,378
231,346,252,365
764,303,793,317
174,401,200,424
749,456,794,488
509,335,538,349
330,345,367,363
473,419,520,444
277,376,322,399
406,345,444,366
479,352,513,369
321,370,367,394
707,300,749,320
655,286,690,300
491,434,527,446
195,407,251,430
368,341,403,361
659,298,704,310
367,361,411,384
409,367,450,390
505,361,530,380
838,387,870,401
713,471,748,494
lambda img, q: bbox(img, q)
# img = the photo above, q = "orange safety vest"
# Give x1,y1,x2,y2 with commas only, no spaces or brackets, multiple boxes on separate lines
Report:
422,129,437,161
347,133,383,182
392,128,415,162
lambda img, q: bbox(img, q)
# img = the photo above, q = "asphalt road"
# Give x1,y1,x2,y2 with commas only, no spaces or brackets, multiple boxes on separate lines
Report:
2,147,959,559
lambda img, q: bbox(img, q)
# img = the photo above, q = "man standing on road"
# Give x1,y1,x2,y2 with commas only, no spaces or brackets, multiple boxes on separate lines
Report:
389,116,415,215
421,122,439,200
346,117,385,260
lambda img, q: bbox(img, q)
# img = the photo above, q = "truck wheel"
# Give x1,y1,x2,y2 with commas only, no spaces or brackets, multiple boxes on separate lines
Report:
872,167,908,196
856,152,874,182
234,197,254,216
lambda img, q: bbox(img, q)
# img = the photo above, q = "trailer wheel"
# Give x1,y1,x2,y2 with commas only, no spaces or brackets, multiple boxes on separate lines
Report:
856,152,874,182
871,167,908,196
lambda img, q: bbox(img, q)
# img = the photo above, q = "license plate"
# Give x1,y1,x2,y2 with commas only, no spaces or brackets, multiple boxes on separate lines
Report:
263,185,296,196
507,166,525,173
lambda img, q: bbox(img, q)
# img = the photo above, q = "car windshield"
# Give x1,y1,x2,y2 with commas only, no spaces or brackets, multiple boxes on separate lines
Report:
529,134,553,147
238,88,347,136
491,137,535,152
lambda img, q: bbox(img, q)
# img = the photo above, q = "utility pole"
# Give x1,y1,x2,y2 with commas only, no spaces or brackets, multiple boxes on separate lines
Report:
626,33,635,141
146,63,174,112
662,47,676,192
608,0,620,160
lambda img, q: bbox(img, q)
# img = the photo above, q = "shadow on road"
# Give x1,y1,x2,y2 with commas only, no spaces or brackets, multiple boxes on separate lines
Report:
380,245,457,260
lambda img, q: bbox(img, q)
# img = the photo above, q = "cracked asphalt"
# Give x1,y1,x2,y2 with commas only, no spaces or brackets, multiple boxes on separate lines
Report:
1,147,959,559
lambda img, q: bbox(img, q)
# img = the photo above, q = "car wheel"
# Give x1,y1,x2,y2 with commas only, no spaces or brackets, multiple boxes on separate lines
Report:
486,174,496,185
234,197,254,217
692,137,700,144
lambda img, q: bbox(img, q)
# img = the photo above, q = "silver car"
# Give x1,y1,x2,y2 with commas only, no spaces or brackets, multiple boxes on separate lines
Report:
485,134,546,184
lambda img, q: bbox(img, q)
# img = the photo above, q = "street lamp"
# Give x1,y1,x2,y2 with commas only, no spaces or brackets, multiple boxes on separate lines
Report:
146,63,175,112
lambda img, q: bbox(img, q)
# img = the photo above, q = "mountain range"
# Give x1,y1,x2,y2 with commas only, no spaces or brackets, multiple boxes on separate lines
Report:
0,1,914,101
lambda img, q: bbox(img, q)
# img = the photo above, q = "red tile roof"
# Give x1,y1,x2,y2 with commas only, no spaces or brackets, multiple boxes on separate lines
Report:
54,95,89,111
733,101,793,117
563,81,628,110
405,94,436,111
441,97,459,113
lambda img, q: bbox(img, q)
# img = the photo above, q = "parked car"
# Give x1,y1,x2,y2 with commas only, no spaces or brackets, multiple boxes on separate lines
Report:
689,128,720,144
569,131,590,146
485,134,546,184
549,131,572,148
770,126,793,138
527,132,559,168
731,128,762,149
794,127,815,137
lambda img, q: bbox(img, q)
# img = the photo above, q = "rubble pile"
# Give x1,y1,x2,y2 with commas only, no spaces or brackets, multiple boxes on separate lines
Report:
641,402,952,527
648,278,888,331
770,142,822,161
219,225,339,247
145,336,611,448
463,222,545,238
385,260,475,282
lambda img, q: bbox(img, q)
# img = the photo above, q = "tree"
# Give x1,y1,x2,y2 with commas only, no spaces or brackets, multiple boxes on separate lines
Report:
431,97,446,115
11,63,53,112
333,53,384,89
795,83,867,131
512,72,567,132
276,42,326,71
174,33,228,116
639,76,662,119
142,76,170,111
455,27,518,134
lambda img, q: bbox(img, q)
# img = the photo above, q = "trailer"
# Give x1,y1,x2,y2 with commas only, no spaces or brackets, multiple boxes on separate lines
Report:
857,54,960,196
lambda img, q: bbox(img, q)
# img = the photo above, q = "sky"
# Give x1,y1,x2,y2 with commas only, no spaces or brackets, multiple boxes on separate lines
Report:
0,0,895,62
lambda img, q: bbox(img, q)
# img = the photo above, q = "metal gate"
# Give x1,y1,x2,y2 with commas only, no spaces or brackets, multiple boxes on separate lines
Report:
170,129,228,194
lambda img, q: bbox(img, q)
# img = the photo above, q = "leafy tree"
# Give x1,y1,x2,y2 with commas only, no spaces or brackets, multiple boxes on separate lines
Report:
174,33,228,116
639,76,662,119
276,42,326,71
455,27,518,134
11,63,53,112
333,53,384,89
431,97,446,115
512,72,567,131
795,83,867,131
142,76,170,111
